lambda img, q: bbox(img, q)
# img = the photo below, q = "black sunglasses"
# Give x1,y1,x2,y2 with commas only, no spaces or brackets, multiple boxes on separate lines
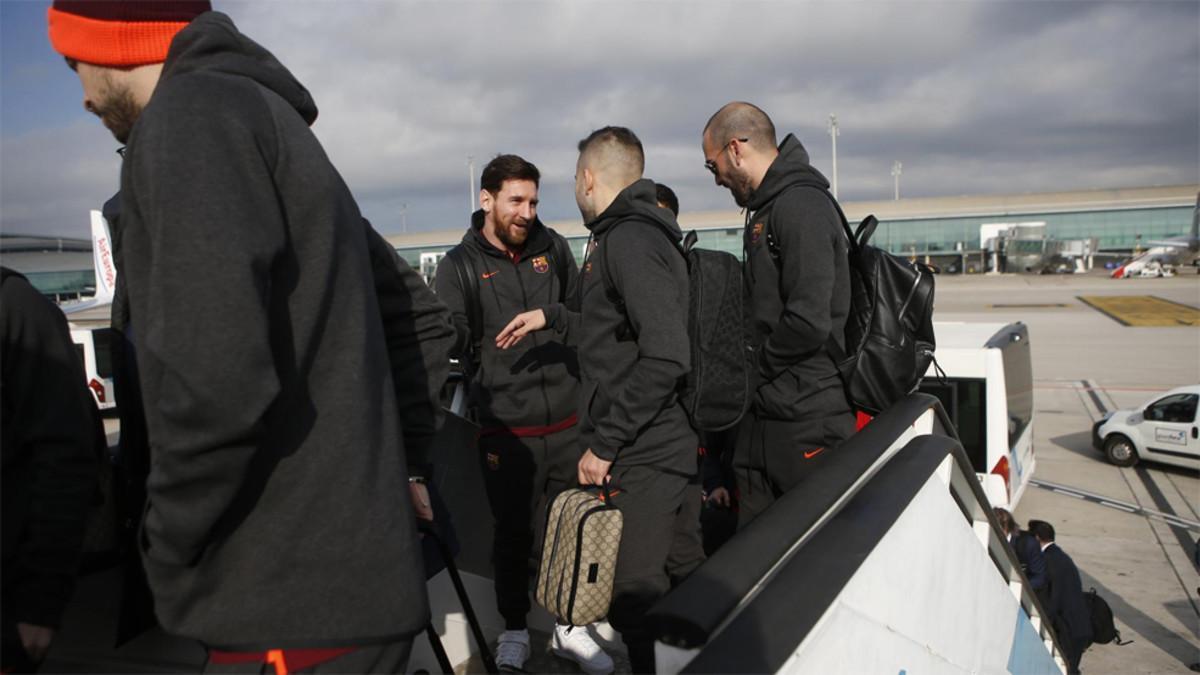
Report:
705,138,748,175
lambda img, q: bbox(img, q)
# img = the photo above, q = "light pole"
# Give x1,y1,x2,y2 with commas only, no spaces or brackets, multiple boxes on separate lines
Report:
827,113,840,199
467,155,476,214
400,202,408,233
891,161,902,201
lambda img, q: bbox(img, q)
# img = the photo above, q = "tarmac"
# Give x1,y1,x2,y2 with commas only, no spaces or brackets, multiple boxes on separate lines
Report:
934,271,1200,674
54,270,1200,673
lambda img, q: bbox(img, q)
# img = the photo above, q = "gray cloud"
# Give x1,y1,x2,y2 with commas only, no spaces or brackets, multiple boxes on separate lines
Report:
2,1,1196,239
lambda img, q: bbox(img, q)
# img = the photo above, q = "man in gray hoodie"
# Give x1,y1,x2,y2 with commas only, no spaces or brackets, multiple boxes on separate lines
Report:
49,2,444,671
702,102,856,528
499,127,704,672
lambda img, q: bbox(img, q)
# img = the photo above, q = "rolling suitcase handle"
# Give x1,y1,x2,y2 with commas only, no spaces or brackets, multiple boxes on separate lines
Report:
419,520,498,674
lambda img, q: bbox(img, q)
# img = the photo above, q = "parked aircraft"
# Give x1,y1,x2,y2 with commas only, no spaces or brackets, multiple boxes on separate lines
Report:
1112,193,1200,278
59,210,116,315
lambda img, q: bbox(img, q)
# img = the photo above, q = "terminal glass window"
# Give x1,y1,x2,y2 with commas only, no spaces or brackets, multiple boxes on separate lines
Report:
919,378,987,472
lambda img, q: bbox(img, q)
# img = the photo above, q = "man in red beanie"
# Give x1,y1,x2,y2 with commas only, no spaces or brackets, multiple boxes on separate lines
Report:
48,3,446,672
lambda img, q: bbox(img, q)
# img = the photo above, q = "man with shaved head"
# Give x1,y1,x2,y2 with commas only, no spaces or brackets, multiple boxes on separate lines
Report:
702,102,855,527
499,127,703,673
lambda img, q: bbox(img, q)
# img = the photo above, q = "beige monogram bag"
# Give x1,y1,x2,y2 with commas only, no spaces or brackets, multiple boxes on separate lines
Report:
535,486,623,626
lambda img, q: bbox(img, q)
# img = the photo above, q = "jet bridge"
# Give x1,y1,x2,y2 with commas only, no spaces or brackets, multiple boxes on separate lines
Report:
649,394,1066,674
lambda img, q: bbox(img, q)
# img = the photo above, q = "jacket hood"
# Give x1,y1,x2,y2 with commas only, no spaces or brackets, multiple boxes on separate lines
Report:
748,134,829,210
587,179,682,240
462,209,553,258
159,12,318,125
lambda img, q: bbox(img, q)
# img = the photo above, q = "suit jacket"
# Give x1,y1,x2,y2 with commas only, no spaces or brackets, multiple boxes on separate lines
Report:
1043,543,1093,642
1012,530,1048,590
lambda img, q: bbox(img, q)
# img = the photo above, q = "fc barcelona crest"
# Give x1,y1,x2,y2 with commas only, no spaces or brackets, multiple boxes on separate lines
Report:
532,255,550,274
751,222,764,243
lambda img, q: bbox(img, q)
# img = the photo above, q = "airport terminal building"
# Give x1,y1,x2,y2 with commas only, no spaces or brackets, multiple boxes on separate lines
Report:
4,184,1196,298
0,234,95,301
389,184,1197,279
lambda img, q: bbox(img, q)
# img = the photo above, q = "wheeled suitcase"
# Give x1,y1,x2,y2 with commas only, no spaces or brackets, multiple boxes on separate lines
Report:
535,485,623,626
419,497,497,674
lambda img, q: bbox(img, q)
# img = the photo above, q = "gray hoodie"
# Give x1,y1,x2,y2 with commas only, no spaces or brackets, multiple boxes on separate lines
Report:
546,179,696,473
744,134,852,422
117,12,429,649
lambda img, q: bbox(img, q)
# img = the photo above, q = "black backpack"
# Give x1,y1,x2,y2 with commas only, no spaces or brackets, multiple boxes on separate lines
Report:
443,234,574,371
600,226,749,432
769,188,937,415
1085,587,1130,645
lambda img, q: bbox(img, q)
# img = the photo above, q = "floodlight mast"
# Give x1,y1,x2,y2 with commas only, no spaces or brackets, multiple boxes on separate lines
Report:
468,155,476,214
892,161,903,201
828,114,840,199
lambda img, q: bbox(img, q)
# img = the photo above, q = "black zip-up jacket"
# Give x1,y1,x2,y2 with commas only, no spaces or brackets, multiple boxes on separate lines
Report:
365,223,456,468
116,12,433,649
744,134,851,421
1,269,99,630
435,211,579,430
545,180,696,471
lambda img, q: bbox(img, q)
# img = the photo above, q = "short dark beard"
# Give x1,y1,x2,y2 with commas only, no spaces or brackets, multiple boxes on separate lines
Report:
495,219,529,250
95,84,142,145
731,174,754,208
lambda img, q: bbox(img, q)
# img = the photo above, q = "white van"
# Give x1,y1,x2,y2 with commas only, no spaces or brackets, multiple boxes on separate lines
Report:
918,321,1035,508
1092,385,1199,470
69,327,116,412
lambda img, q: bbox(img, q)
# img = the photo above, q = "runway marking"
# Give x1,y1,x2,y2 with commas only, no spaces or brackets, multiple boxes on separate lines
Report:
1164,472,1200,521
1035,381,1188,394
1031,478,1200,533
1076,295,1200,327
987,303,1068,308
1081,379,1107,419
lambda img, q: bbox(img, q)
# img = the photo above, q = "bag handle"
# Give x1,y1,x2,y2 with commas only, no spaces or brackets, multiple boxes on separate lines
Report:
586,479,617,504
854,215,879,248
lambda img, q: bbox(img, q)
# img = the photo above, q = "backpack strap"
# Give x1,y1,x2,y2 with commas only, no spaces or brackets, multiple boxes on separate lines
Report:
549,233,573,302
765,185,861,258
598,225,629,331
762,185,860,366
444,246,482,368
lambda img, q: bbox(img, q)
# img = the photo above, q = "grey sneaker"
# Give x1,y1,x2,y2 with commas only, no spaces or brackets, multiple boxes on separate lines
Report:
495,628,530,672
551,624,614,675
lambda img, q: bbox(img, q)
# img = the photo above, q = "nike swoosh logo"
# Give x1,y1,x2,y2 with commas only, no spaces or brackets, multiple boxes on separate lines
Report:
481,271,499,279
804,448,825,459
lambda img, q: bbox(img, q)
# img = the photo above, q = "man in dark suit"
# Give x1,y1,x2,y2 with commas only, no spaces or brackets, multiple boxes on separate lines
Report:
994,508,1047,592
1030,520,1093,674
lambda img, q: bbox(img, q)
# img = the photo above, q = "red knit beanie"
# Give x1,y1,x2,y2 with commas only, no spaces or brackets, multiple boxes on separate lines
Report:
48,1,212,67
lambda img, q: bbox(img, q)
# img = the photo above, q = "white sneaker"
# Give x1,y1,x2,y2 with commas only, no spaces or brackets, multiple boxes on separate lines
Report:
551,624,614,675
495,628,531,672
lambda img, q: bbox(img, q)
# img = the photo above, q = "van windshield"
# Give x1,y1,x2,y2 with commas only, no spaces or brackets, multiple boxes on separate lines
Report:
92,328,114,378
919,378,987,472
999,334,1033,448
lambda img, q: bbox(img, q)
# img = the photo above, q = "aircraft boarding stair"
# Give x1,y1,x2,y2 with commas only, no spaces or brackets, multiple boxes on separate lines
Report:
648,394,1067,674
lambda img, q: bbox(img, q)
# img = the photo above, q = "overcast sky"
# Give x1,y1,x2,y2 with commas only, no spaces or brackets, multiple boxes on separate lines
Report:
2,0,1197,239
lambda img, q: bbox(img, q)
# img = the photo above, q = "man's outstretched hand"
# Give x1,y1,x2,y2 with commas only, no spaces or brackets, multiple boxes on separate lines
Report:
496,309,546,350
